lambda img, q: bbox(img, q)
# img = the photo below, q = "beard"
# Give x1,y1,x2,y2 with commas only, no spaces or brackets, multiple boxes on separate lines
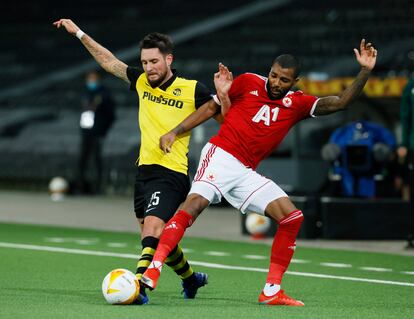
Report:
269,88,287,99
266,81,288,100
147,69,168,88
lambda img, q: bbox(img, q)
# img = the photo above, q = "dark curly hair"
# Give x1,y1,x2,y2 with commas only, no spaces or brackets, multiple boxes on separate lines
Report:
139,32,174,55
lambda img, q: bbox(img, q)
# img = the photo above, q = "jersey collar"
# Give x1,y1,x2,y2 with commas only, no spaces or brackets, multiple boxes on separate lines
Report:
158,69,178,91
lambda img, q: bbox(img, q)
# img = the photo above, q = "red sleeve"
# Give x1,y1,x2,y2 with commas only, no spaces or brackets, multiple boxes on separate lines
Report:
228,74,248,101
295,92,319,120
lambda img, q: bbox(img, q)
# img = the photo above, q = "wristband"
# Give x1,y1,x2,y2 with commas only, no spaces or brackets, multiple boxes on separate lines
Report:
76,30,85,40
213,94,221,106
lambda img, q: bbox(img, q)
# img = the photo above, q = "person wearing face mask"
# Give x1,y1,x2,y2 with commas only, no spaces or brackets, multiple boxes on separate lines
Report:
78,70,115,194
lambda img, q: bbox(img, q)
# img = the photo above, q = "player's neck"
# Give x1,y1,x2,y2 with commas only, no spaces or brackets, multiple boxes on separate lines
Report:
157,69,174,88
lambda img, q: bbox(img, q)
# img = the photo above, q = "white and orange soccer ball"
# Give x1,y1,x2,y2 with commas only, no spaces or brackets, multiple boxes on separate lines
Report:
101,268,140,305
245,212,271,236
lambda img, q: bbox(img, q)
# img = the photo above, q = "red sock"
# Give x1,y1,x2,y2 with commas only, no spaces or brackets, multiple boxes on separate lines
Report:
266,210,304,284
152,210,194,265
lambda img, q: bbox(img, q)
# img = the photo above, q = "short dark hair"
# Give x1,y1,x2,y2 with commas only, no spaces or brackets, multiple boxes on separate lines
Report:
139,32,174,55
272,54,301,77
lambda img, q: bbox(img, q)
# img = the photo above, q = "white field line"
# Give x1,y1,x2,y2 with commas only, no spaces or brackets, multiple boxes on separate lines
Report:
44,237,99,245
1,242,414,288
359,267,393,272
320,262,353,268
243,254,267,260
291,258,311,264
205,251,231,256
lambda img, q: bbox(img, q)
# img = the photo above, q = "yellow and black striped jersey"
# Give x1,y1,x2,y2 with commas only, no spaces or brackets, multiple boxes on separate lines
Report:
127,67,212,175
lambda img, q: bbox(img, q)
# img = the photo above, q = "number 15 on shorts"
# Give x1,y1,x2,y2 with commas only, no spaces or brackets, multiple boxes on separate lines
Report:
146,191,161,212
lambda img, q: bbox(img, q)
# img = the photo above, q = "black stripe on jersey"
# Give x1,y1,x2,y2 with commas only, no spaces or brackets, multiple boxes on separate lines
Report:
127,66,142,91
195,81,212,108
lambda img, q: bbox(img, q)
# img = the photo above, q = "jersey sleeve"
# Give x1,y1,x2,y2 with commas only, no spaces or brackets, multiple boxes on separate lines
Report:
194,81,212,108
126,66,142,92
295,93,319,120
228,74,247,100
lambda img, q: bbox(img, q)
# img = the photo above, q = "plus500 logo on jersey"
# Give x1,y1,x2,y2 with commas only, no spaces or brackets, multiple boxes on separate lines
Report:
143,91,184,109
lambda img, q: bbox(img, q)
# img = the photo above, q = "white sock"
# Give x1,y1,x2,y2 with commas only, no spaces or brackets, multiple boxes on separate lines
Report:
263,283,280,296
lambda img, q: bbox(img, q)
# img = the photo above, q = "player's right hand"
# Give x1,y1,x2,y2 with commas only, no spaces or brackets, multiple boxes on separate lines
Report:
214,63,233,96
53,19,80,35
160,132,176,154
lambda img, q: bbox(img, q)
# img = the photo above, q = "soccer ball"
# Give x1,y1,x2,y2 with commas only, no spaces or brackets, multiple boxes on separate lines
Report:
102,269,140,305
245,213,271,236
48,176,69,201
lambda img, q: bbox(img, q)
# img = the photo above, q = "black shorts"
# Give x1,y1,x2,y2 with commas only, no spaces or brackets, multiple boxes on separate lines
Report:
134,164,190,222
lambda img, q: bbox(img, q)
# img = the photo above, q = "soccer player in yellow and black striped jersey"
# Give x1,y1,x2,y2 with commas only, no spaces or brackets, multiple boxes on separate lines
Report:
54,19,221,304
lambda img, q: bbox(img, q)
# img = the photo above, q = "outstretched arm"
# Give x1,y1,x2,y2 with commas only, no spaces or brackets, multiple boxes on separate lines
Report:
53,19,129,83
314,39,377,116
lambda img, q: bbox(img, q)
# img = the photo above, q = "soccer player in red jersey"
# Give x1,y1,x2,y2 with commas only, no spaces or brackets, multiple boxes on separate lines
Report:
141,39,377,306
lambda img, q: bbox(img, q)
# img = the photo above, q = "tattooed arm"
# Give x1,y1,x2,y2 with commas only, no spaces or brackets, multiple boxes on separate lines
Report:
314,39,377,116
53,19,129,83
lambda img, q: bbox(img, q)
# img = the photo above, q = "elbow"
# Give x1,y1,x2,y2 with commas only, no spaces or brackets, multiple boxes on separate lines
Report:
101,55,118,74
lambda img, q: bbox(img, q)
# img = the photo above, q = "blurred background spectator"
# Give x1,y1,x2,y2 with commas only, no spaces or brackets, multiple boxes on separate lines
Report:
77,71,115,194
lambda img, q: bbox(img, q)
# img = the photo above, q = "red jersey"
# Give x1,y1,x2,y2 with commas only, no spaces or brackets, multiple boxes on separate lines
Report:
210,73,319,169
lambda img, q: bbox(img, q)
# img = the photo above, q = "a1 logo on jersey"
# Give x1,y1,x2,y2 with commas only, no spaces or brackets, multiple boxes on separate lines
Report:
252,104,280,126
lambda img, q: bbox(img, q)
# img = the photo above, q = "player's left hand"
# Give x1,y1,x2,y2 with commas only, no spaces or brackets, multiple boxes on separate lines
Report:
354,39,377,71
160,132,176,154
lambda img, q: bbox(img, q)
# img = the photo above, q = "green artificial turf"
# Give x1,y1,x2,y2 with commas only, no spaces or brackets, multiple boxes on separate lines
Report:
0,223,413,319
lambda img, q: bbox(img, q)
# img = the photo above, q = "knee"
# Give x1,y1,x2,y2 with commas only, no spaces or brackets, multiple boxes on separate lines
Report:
265,197,299,222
